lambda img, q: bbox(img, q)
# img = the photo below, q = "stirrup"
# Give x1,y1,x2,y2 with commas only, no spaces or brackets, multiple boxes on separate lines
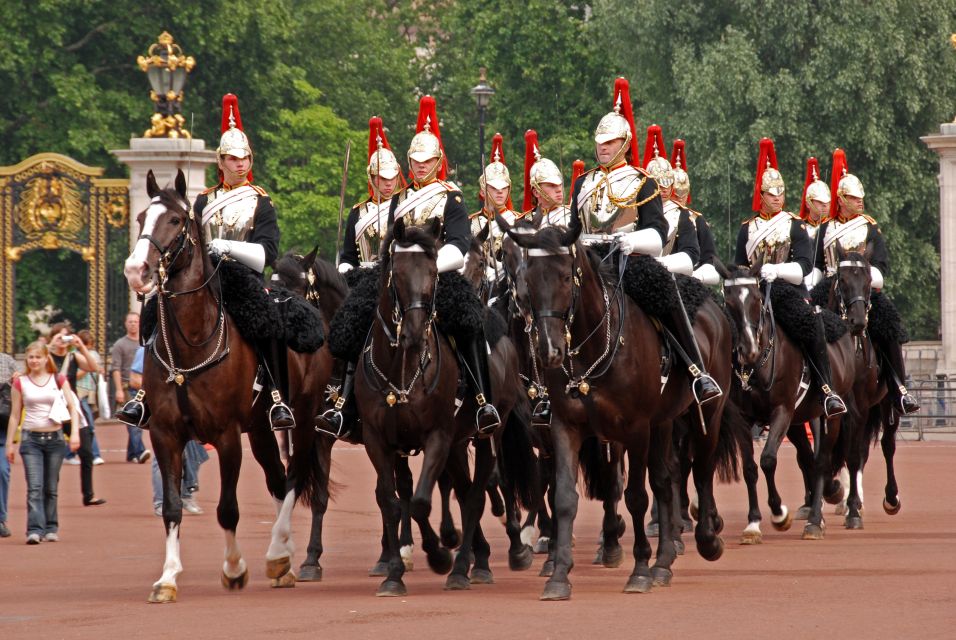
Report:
691,371,722,405
531,397,552,429
475,395,501,436
314,402,350,440
116,390,147,428
824,392,847,418
269,390,295,431
899,388,920,416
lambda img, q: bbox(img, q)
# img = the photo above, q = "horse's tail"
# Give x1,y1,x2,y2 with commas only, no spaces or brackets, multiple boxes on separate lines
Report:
714,394,750,484
579,437,622,502
498,400,539,511
292,433,338,510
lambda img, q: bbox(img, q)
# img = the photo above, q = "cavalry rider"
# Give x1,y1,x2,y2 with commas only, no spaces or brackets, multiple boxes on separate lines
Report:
523,130,572,228
670,139,720,286
116,93,297,431
470,133,519,282
338,117,403,272
799,157,830,289
734,138,846,418
642,125,700,276
815,149,919,415
569,77,720,405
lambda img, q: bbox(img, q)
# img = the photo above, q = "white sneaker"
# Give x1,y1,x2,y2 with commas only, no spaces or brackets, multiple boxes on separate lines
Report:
183,497,204,515
93,457,105,466
64,457,80,466
44,532,59,542
26,533,41,545
137,450,152,464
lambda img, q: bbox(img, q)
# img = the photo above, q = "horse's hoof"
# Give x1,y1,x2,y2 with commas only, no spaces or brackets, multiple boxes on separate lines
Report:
835,501,848,516
539,559,555,577
883,496,902,515
802,523,825,540
689,499,699,521
444,573,471,590
682,519,694,534
740,528,763,545
624,575,653,594
697,536,724,562
376,579,407,597
368,561,389,577
771,507,793,532
509,545,534,571
265,555,291,579
713,514,725,535
147,583,177,603
441,528,462,550
427,547,454,575
795,504,812,521
270,571,296,588
540,581,571,601
674,537,686,556
533,536,550,554
824,480,845,505
651,566,673,587
400,545,414,571
221,568,249,591
470,568,494,585
298,564,323,582
602,545,623,569
592,545,603,565
844,515,864,530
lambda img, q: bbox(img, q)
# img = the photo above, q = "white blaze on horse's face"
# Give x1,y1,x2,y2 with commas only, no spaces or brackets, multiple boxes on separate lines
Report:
735,286,762,362
124,197,167,293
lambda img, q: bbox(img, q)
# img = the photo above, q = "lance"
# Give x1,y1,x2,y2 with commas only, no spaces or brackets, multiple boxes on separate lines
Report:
334,140,352,267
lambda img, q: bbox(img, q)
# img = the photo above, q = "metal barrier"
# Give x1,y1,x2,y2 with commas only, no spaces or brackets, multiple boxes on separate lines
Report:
899,375,956,440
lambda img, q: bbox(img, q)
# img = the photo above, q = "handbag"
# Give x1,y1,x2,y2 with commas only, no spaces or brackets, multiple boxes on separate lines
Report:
49,386,71,424
96,373,111,420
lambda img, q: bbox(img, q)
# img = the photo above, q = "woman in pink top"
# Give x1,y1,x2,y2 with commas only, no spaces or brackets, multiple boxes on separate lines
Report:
5,342,80,544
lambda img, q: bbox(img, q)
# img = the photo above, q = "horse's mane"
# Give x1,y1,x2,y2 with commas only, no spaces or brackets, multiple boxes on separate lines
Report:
312,255,348,298
155,187,202,242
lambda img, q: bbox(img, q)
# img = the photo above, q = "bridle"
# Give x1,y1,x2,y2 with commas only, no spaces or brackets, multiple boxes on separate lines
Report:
834,259,872,322
724,276,776,391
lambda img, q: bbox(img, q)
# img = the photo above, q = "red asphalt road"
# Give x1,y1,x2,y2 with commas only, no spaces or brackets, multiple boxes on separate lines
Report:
1,423,954,639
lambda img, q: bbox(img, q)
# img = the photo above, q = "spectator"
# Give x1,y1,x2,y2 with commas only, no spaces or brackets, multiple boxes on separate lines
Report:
0,350,16,538
72,329,104,465
110,312,150,463
47,323,105,506
5,341,81,544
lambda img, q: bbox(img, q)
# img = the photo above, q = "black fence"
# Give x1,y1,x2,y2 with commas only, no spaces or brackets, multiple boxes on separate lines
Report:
899,375,956,440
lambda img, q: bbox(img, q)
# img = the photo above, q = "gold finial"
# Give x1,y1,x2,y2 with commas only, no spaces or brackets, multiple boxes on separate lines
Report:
533,143,542,162
613,92,622,114
138,32,195,138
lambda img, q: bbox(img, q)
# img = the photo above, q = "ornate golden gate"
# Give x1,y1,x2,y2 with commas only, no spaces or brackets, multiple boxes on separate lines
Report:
0,153,128,353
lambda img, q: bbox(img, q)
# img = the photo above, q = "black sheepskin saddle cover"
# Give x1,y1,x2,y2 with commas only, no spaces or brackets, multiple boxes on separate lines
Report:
140,260,325,353
810,276,909,344
330,264,500,362
768,281,847,350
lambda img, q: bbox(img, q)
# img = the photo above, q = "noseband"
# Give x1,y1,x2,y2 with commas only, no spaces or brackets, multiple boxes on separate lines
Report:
836,260,872,321
724,277,776,390
138,200,194,287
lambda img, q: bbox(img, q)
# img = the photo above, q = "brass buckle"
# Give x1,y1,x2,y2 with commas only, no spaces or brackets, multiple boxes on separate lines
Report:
688,364,701,377
476,393,487,406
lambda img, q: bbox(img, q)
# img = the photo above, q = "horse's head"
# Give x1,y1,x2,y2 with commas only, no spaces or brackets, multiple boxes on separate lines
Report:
273,246,318,299
461,223,491,294
498,215,581,369
383,217,441,351
124,170,194,294
722,263,765,366
835,245,872,335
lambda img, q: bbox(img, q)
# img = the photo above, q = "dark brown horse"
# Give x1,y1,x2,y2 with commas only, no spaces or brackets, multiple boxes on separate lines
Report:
720,264,857,539
123,171,333,602
498,220,736,600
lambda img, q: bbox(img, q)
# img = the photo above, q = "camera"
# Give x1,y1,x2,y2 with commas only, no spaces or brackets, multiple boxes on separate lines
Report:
62,335,75,344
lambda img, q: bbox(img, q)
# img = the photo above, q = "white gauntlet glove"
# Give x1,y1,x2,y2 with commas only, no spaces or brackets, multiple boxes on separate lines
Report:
208,239,266,273
337,262,355,274
869,266,884,289
656,252,694,276
693,263,720,286
804,267,823,288
616,228,663,256
436,244,465,273
761,262,803,285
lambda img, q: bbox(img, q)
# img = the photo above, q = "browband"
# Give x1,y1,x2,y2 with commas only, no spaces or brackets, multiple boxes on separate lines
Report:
838,260,867,269
723,277,758,287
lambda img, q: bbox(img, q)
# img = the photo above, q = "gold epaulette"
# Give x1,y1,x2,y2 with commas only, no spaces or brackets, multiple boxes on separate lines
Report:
862,214,877,225
741,215,757,225
635,166,651,178
250,184,269,197
437,179,460,192
786,210,801,220
199,184,219,196
686,207,703,219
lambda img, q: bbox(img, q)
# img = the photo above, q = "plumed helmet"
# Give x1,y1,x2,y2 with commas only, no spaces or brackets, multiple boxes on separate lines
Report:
670,139,690,202
799,157,830,220
479,133,513,209
643,125,673,188
752,137,784,212
828,148,865,218
218,93,253,160
407,96,446,182
594,78,640,167
523,130,563,211
366,116,402,198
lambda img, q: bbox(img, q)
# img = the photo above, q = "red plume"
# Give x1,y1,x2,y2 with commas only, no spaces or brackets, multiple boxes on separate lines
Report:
414,95,447,180
569,159,585,203
751,137,779,212
367,116,400,197
642,124,667,169
523,129,540,212
670,139,690,204
829,148,848,219
798,157,821,221
482,132,513,209
219,93,252,183
611,78,640,167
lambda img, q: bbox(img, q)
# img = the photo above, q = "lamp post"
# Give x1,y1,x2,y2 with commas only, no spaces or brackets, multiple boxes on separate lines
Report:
470,67,496,170
137,31,195,138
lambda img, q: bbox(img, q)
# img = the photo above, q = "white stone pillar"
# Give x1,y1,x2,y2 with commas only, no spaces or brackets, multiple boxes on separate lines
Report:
111,137,218,309
921,123,956,375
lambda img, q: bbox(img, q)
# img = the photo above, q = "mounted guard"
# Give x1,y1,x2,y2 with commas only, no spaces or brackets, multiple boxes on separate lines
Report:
813,149,919,415
799,157,830,288
734,138,846,418
523,130,571,228
670,139,720,285
569,77,720,405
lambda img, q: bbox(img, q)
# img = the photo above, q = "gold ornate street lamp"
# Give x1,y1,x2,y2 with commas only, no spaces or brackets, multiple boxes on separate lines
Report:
137,31,195,138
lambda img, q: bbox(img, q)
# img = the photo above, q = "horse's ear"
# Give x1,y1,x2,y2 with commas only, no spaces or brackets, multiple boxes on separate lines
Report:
303,245,318,269
476,222,490,243
559,217,583,247
713,256,731,279
393,217,406,242
749,260,762,278
174,170,187,200
427,216,442,239
495,214,512,235
146,170,160,199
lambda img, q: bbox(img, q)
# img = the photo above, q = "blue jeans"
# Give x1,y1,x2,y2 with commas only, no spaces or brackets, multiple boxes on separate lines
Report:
20,430,66,536
151,440,208,505
0,423,9,524
126,386,146,460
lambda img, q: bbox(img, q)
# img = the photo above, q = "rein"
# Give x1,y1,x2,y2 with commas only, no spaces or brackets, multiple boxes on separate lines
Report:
834,260,872,321
725,277,776,391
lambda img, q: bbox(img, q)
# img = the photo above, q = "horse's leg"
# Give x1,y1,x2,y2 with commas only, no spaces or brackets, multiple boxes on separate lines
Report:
148,434,187,603
366,438,405,596
438,469,462,550
689,409,724,562
540,423,582,601
409,430,454,575
678,426,695,533
881,403,902,515
539,454,559,577
803,416,840,540
487,468,507,522
844,407,869,529
396,456,416,570
648,424,678,584
622,442,653,593
299,437,333,582
789,421,815,520
760,406,795,532
598,444,626,569
500,442,535,570
445,438,495,589
246,425,296,584
215,429,249,593
739,423,763,544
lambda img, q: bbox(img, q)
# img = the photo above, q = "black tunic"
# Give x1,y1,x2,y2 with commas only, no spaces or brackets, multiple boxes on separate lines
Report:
339,203,363,268
695,215,717,268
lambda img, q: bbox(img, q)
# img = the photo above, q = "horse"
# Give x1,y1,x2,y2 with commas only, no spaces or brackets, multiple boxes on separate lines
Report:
355,217,530,596
498,220,737,600
123,170,333,602
720,263,857,540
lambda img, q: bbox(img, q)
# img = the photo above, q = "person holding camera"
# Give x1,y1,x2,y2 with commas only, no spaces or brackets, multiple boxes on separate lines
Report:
47,323,105,506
